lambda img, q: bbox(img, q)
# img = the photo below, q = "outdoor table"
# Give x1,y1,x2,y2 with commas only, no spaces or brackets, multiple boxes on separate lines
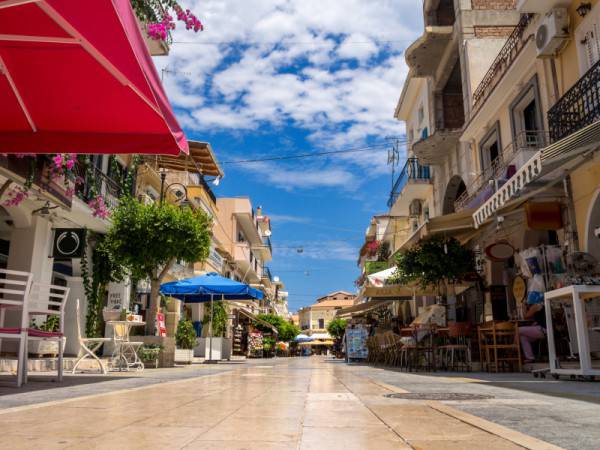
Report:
106,321,146,372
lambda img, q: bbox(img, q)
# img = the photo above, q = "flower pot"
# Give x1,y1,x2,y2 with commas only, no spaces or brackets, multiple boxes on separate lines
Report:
28,337,66,357
174,348,194,364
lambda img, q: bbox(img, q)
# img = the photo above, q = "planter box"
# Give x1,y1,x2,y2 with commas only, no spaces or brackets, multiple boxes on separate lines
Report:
28,337,66,357
174,348,194,364
204,337,232,361
130,336,176,368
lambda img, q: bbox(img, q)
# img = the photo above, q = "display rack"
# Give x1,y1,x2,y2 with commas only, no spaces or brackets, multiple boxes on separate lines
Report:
545,285,600,379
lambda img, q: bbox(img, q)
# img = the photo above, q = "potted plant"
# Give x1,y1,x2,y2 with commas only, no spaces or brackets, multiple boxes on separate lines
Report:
201,301,232,360
28,316,66,356
137,344,163,368
175,320,196,364
263,336,276,358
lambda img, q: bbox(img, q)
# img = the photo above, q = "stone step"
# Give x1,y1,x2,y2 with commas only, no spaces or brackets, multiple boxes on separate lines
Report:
0,357,108,373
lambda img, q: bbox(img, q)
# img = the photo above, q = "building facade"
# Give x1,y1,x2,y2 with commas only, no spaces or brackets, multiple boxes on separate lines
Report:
298,291,356,334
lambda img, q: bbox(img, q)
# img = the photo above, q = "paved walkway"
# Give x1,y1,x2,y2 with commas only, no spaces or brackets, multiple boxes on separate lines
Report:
0,357,580,450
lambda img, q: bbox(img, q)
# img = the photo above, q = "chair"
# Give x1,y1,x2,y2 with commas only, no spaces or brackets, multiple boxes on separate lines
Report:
72,299,110,374
438,322,472,371
481,321,522,373
25,282,70,383
0,269,33,387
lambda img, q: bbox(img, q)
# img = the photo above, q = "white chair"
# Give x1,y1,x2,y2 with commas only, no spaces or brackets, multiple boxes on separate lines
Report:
25,282,70,383
0,269,33,387
72,299,110,374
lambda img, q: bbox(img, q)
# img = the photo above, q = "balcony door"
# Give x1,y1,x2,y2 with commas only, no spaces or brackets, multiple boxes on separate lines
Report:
510,76,543,148
479,123,501,174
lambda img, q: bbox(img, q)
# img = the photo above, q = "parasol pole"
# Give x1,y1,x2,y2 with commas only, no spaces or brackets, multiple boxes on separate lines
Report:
209,293,214,362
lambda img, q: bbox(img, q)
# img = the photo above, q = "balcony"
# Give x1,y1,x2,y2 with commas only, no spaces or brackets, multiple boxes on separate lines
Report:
388,158,432,210
74,161,125,210
548,59,600,143
454,130,549,212
406,27,453,78
364,261,389,275
472,14,534,113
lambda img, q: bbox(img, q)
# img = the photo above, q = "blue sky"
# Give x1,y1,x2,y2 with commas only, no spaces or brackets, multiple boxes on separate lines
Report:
156,0,422,312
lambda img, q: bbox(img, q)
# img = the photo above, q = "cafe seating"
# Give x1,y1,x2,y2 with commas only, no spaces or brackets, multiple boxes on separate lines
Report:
72,298,111,374
479,321,522,372
437,321,472,371
0,269,34,387
24,282,70,383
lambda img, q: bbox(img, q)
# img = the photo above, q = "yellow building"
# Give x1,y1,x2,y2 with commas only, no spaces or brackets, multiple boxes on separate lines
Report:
298,291,356,334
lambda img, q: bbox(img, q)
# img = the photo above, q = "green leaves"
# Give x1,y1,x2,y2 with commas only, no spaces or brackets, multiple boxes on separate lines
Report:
326,318,347,339
202,301,228,337
175,320,197,349
390,236,474,293
104,197,212,282
255,314,300,342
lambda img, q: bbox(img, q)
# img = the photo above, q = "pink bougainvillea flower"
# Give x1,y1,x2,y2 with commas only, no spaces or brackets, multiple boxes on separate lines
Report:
52,154,63,169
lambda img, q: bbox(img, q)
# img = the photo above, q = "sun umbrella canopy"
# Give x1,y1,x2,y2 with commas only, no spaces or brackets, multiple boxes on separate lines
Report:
160,272,264,303
0,0,187,155
367,267,397,287
294,334,313,342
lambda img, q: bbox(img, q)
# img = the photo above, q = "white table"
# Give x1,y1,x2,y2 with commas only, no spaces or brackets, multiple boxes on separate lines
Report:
106,321,145,371
545,285,600,379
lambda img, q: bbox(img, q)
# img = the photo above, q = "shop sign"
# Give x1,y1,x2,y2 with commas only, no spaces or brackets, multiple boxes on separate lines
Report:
512,276,527,303
52,228,86,259
208,246,223,271
485,241,515,262
107,281,131,311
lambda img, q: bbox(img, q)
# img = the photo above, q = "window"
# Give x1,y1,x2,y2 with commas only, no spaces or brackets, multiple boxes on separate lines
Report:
237,231,246,243
418,105,424,124
479,122,502,173
576,7,600,74
318,319,325,329
510,76,543,146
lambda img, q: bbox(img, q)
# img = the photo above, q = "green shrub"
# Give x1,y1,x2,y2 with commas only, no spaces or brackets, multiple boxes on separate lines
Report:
176,320,197,349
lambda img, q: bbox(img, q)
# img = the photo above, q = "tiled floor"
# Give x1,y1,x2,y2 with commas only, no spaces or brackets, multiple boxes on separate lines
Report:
0,358,561,450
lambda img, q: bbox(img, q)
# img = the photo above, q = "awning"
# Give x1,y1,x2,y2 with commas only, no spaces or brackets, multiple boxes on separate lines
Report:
237,308,278,334
394,208,478,254
363,282,472,299
0,0,187,155
474,120,600,228
299,340,335,346
337,299,394,318
146,141,224,177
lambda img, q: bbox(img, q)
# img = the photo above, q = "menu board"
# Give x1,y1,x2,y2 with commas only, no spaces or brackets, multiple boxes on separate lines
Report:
346,326,368,360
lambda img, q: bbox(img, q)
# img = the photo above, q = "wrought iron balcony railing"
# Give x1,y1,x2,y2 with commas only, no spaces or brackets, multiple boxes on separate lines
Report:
548,58,600,142
261,266,273,282
454,130,549,211
387,158,431,207
472,14,534,113
74,161,124,210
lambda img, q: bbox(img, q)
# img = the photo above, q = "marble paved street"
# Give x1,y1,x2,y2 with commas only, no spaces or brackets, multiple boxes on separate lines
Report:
0,357,593,449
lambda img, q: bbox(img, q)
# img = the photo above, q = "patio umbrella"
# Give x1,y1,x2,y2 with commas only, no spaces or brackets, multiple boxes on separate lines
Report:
0,0,187,155
160,273,263,362
294,334,313,343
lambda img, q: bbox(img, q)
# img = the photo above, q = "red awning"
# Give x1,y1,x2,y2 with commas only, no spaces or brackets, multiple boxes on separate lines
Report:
0,0,188,155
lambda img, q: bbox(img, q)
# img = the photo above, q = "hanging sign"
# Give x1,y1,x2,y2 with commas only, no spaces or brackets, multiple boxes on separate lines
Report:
485,241,515,262
52,228,86,259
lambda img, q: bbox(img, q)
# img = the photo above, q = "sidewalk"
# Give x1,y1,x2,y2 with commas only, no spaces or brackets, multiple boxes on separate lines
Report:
0,357,576,450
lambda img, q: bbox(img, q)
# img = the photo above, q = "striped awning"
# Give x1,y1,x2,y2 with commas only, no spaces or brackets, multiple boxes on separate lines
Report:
473,120,600,228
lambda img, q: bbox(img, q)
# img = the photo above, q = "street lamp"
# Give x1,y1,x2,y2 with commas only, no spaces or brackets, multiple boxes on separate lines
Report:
159,171,189,207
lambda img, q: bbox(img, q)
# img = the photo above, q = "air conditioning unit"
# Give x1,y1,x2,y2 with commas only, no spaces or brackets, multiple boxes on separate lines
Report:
409,199,422,217
535,8,569,58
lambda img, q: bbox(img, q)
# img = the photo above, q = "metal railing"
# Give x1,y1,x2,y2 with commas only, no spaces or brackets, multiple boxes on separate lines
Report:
548,58,600,142
264,236,272,254
472,14,534,112
454,130,549,211
261,266,272,281
198,175,217,204
74,162,124,210
387,158,431,207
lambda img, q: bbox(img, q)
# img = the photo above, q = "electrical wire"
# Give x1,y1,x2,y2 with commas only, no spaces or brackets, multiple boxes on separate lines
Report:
172,40,413,46
220,143,400,165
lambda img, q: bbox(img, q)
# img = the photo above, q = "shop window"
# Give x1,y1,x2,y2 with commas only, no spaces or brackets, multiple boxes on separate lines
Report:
479,122,502,173
510,76,543,145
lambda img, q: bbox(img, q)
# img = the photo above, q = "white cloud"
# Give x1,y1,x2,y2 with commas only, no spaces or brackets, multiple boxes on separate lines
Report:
160,0,422,184
268,213,311,225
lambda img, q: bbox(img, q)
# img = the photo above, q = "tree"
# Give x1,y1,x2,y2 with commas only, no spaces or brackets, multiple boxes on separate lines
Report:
201,301,228,337
255,314,300,342
390,235,474,301
104,197,211,334
327,318,347,340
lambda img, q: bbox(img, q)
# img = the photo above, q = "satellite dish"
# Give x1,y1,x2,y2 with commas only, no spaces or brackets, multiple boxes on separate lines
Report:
264,229,272,237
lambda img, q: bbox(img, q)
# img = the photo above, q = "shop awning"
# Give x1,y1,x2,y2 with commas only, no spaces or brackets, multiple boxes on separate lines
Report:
146,141,224,177
237,308,278,334
299,340,335,346
362,282,472,299
0,0,187,155
474,120,600,228
337,299,394,318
